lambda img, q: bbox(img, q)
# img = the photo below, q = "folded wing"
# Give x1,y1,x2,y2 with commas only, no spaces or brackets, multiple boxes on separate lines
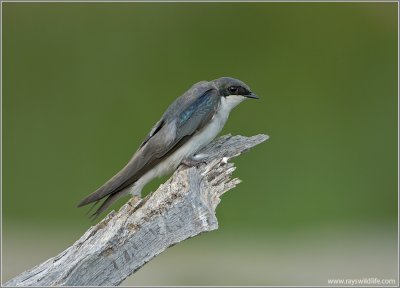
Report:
77,86,221,218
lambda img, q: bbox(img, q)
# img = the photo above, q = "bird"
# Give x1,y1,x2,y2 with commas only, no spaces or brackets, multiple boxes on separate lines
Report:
77,77,259,219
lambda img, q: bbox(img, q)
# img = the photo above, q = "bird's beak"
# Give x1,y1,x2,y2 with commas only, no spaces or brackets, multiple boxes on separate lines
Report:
245,92,259,99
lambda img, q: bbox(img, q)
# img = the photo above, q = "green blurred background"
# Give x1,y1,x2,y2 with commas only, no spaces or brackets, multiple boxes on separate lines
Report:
2,2,398,285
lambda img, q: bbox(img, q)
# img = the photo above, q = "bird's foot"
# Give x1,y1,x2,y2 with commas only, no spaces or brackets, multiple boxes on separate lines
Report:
181,154,208,168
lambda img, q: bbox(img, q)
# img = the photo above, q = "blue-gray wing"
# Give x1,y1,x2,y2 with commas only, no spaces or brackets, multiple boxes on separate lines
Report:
77,87,220,214
134,87,221,170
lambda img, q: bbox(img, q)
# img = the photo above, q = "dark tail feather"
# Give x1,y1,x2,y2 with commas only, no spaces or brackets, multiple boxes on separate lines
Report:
90,189,128,220
77,187,111,208
85,200,100,216
77,176,138,208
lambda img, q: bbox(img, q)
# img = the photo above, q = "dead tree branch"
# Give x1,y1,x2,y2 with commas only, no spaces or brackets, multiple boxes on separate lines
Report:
4,134,268,286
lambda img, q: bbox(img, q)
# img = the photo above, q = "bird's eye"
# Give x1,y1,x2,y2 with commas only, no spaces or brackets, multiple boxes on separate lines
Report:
228,86,239,94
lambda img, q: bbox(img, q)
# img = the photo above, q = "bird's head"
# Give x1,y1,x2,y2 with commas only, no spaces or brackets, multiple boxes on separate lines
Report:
213,77,259,100
211,77,259,110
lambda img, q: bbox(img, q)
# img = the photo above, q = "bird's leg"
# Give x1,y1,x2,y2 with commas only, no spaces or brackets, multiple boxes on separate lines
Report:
181,153,208,167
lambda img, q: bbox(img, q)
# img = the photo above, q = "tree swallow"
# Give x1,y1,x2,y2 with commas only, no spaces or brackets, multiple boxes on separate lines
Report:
78,77,259,218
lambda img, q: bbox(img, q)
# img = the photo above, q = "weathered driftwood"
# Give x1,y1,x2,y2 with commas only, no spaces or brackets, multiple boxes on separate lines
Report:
4,134,268,287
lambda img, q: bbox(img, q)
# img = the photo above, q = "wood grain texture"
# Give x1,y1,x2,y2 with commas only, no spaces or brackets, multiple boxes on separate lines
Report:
4,134,268,287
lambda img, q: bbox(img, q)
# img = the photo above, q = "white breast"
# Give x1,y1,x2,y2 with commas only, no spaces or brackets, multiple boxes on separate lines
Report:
166,95,246,168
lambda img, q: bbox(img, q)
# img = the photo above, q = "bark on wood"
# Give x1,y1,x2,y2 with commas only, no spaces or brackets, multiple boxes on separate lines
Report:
4,134,268,287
